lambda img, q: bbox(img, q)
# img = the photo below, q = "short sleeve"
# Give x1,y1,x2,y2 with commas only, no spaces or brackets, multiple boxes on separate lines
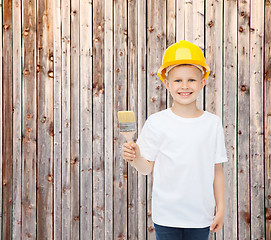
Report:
214,118,228,164
136,117,161,162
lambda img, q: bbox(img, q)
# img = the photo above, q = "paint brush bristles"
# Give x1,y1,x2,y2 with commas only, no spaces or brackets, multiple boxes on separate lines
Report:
118,111,136,132
118,111,136,166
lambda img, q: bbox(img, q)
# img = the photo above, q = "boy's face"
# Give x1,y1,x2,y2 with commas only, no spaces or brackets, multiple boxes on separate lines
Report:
164,64,206,107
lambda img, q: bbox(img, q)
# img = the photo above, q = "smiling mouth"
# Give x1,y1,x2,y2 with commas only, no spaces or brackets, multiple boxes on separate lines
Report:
178,92,193,96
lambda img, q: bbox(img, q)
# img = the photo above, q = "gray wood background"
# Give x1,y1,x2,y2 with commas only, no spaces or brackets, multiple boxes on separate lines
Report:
0,0,270,239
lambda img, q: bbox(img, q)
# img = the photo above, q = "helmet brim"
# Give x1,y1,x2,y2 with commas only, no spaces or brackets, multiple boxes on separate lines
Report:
158,60,210,83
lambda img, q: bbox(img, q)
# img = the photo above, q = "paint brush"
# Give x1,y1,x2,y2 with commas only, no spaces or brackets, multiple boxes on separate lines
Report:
118,111,136,166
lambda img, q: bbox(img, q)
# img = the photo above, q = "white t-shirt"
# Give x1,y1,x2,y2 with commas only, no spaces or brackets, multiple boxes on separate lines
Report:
136,108,228,228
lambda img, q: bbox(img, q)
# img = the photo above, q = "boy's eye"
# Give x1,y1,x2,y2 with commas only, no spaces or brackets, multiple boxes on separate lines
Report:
173,79,196,82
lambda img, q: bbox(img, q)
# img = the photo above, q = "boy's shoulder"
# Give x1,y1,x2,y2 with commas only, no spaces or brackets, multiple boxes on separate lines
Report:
148,109,221,121
147,109,169,122
204,111,223,127
146,109,222,128
204,111,221,121
205,112,226,133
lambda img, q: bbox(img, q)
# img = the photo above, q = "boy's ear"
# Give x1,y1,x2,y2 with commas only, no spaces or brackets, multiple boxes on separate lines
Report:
164,78,170,91
200,78,206,90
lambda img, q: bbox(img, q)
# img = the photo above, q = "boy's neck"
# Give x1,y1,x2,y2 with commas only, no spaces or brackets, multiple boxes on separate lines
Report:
171,102,204,118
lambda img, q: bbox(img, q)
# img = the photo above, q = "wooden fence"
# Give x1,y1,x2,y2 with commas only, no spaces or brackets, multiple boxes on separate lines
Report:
0,0,270,239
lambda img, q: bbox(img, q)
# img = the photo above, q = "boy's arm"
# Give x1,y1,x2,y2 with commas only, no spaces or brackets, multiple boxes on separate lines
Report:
213,163,225,213
133,156,154,175
122,143,154,175
210,163,225,232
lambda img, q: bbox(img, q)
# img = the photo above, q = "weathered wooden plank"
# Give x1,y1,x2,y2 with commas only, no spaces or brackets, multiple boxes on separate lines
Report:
137,0,147,239
176,0,185,41
250,0,265,239
70,0,80,239
265,1,271,239
61,0,71,238
166,0,175,108
53,0,62,238
114,0,128,238
0,1,2,239
166,0,175,47
93,0,105,238
147,0,166,239
205,0,223,115
187,0,204,46
237,0,251,239
205,1,223,239
223,1,238,240
12,0,22,239
37,0,54,238
2,0,13,239
184,0,193,41
184,0,204,44
104,0,113,238
80,0,93,239
22,0,37,238
128,0,138,239
0,0,3,239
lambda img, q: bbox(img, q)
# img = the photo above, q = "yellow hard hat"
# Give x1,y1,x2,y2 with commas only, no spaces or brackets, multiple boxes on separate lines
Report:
157,40,210,83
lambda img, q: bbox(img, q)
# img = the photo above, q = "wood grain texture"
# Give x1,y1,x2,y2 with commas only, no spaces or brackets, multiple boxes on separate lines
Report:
22,0,37,238
223,1,238,240
137,0,147,240
12,0,22,239
137,0,147,239
61,0,71,238
0,0,3,239
237,0,251,239
205,0,223,116
128,0,138,239
265,1,271,239
70,0,80,239
114,0,128,238
2,0,13,239
79,0,93,239
250,0,265,239
93,0,105,238
104,0,113,238
53,0,62,239
176,0,185,41
37,0,54,239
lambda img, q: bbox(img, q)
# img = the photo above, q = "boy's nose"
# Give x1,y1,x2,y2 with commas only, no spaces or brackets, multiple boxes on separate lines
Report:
181,82,189,88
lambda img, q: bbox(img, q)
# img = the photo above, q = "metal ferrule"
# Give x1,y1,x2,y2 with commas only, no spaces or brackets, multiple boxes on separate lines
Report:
119,122,136,132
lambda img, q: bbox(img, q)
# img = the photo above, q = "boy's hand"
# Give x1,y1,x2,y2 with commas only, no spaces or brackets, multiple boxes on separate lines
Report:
210,211,224,232
122,143,140,163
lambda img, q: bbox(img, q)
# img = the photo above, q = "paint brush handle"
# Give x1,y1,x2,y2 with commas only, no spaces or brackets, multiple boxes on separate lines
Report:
127,145,135,167
127,140,135,167
120,131,136,167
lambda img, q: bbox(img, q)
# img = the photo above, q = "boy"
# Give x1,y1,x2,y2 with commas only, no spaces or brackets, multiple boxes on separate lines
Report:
122,40,228,240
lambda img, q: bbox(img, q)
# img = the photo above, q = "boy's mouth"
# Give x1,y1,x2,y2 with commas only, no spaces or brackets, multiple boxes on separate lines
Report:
178,92,193,97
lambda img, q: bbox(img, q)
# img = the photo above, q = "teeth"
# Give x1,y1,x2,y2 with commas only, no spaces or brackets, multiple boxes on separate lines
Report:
179,92,191,95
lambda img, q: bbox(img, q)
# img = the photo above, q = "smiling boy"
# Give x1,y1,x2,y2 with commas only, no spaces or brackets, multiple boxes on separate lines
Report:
122,40,228,240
